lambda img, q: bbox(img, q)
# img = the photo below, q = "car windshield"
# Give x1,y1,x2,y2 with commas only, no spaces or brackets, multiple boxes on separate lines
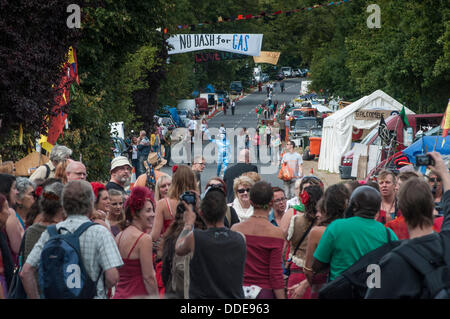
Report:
293,110,304,117
360,128,379,144
295,119,317,129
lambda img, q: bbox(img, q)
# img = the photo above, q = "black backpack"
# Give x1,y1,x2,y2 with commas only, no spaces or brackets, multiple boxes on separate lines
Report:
392,235,450,299
319,229,401,299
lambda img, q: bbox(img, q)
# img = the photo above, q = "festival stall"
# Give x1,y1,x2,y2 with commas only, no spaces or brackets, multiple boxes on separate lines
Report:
318,90,415,174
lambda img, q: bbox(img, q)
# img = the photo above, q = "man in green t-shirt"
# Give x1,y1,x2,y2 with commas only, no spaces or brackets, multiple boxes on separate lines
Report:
312,186,398,281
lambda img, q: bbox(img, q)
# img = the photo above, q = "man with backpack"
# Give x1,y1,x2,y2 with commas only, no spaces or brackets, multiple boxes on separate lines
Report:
29,145,72,182
20,180,123,299
365,152,450,299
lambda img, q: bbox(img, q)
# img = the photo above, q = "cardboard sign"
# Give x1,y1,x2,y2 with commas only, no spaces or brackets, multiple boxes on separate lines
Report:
167,34,263,56
354,110,398,121
253,51,281,65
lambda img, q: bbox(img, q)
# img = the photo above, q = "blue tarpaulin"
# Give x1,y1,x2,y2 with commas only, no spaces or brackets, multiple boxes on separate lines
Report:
167,107,184,127
402,136,450,164
205,84,215,93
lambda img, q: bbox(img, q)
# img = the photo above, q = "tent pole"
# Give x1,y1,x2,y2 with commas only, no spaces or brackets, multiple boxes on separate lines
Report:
432,127,440,152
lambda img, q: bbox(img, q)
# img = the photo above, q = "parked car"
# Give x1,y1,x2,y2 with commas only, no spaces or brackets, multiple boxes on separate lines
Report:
230,81,243,94
289,117,323,149
216,90,230,106
281,67,293,78
195,97,209,115
292,68,301,77
261,73,270,83
275,72,285,81
339,113,443,179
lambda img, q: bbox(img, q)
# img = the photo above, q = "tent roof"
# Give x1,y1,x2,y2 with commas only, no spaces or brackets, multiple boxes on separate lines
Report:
323,90,414,128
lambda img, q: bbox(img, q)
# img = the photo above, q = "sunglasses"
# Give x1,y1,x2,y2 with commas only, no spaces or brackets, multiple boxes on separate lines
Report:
429,177,442,183
237,188,251,194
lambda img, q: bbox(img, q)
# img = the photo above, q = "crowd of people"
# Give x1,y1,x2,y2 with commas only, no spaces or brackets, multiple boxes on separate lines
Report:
0,134,448,299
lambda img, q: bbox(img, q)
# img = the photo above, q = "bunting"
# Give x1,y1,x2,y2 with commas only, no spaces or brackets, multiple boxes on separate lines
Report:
40,46,79,149
167,0,352,31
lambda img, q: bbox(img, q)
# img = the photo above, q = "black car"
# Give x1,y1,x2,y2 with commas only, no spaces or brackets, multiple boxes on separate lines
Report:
230,81,243,94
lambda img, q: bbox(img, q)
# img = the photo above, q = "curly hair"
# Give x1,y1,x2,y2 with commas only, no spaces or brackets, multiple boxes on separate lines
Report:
319,183,350,227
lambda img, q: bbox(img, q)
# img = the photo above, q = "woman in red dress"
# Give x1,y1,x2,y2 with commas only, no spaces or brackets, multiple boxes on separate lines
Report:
232,181,286,299
113,186,158,299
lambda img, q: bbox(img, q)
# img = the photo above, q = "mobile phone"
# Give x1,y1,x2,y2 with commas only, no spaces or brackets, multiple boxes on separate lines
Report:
416,154,435,166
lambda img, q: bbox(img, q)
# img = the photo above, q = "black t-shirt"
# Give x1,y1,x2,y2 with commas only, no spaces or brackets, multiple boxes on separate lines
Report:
223,163,258,203
106,181,126,194
189,227,246,299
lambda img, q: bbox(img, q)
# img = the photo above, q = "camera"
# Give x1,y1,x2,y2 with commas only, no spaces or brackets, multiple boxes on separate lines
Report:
180,191,196,205
416,154,435,166
177,191,197,214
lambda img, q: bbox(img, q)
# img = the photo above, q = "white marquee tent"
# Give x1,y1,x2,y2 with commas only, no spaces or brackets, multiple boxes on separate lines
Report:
318,90,415,174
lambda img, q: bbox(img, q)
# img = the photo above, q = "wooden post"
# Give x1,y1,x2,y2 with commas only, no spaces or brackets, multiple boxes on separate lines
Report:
357,155,369,180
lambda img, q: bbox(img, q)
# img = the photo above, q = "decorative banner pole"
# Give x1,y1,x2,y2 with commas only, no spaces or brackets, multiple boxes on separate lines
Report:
434,99,450,151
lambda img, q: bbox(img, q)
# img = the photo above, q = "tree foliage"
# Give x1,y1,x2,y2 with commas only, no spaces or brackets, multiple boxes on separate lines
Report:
2,0,449,180
0,0,82,142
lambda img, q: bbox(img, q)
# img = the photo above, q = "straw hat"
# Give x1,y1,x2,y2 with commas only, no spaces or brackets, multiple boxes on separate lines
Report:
144,152,167,171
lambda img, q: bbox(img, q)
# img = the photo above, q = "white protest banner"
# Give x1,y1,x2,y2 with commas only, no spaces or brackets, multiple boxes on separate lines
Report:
167,34,263,56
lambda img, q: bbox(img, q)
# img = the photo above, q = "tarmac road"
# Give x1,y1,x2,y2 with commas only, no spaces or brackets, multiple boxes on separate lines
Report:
161,77,307,191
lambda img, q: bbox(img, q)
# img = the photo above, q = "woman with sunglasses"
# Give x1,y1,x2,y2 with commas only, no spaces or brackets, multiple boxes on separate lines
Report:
205,177,240,228
428,172,443,216
230,176,255,222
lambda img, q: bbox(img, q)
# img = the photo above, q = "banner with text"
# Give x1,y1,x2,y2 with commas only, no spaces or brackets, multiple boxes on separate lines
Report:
167,34,263,56
195,51,247,63
253,51,281,65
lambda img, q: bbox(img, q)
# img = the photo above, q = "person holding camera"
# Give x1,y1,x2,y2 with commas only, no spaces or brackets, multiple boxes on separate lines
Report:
365,152,450,298
160,190,206,298
175,186,247,299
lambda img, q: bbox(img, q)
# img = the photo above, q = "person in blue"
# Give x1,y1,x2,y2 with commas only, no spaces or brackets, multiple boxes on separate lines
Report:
207,131,231,178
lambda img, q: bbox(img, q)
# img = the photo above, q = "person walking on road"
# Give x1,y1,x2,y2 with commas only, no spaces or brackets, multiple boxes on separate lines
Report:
231,99,236,116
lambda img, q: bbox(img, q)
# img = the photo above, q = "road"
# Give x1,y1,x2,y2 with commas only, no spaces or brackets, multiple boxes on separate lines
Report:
160,77,305,190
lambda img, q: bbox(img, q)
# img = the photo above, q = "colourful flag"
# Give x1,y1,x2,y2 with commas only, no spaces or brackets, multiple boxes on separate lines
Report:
441,99,450,147
400,106,409,127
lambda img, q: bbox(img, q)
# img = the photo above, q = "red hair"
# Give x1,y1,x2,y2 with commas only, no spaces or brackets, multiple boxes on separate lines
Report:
90,182,106,200
124,186,155,221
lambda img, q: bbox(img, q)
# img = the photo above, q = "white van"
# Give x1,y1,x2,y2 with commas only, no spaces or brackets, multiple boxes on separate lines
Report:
281,67,292,77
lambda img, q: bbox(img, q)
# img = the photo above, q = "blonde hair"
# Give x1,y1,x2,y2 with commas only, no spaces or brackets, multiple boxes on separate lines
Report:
155,175,172,201
241,171,261,183
233,175,255,196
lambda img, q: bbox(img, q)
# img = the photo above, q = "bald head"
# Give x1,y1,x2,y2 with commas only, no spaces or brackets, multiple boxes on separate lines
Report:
238,149,250,163
66,161,87,182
